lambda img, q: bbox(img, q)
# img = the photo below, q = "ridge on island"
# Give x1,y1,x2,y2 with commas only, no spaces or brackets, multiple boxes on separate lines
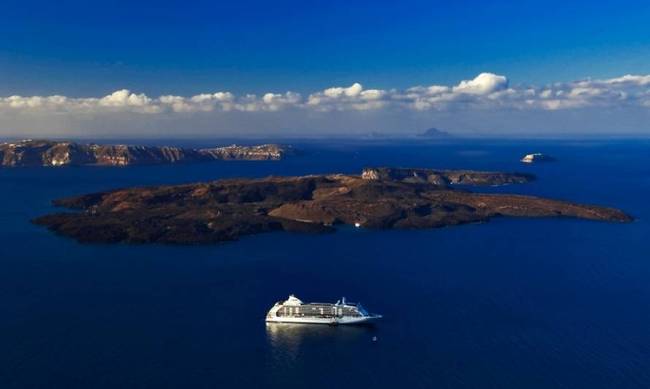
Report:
32,167,632,245
0,139,293,167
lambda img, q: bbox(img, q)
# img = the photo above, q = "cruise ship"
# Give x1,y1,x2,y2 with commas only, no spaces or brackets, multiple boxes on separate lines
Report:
265,295,382,325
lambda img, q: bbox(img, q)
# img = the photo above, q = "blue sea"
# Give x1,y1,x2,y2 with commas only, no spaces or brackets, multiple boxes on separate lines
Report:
1,139,649,388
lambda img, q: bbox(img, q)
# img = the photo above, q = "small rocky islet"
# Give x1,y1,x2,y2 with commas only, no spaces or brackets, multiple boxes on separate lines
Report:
32,167,632,244
521,153,555,163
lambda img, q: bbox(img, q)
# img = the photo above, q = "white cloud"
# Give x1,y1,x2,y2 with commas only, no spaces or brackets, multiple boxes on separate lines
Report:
2,73,650,116
605,74,650,86
307,83,385,111
322,82,363,98
452,72,509,94
98,90,160,113
260,92,301,111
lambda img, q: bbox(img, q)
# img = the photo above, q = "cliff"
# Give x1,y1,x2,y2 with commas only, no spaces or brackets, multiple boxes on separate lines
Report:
0,139,292,167
33,168,632,244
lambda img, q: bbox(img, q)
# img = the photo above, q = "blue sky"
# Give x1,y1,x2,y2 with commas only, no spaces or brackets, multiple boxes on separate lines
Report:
1,0,650,137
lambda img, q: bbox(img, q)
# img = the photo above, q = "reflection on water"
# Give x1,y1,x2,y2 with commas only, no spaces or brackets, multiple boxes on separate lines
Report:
265,323,378,364
264,323,382,385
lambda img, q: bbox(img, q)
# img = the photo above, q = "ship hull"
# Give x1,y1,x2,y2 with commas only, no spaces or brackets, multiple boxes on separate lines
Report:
265,315,381,325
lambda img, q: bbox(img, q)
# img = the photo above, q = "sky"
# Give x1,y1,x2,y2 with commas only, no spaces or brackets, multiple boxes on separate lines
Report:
1,0,650,138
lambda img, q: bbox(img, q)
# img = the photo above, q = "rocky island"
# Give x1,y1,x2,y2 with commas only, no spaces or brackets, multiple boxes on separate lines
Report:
33,167,632,244
521,153,555,163
417,127,452,138
0,139,292,167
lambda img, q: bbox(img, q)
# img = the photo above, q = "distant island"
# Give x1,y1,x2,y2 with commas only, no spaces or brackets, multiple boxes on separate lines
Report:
363,127,453,140
418,127,452,138
0,139,293,167
33,167,631,244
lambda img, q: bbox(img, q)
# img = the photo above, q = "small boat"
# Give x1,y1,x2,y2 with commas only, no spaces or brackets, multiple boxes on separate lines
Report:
265,295,382,325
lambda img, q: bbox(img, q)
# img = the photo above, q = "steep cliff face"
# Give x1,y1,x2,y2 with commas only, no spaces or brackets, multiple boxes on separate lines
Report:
199,144,291,160
42,142,95,166
1,140,62,166
89,145,200,166
0,139,292,167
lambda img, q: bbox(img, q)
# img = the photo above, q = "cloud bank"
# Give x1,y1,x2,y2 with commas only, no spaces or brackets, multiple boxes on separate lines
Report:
2,73,650,137
3,72,650,114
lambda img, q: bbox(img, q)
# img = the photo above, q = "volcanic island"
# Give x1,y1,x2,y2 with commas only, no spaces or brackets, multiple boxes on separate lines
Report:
31,167,632,244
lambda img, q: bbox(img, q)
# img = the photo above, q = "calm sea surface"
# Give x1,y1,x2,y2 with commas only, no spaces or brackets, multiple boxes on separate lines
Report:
1,140,649,388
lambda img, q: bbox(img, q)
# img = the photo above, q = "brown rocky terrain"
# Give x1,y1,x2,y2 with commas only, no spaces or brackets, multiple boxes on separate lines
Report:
32,167,632,244
0,139,292,167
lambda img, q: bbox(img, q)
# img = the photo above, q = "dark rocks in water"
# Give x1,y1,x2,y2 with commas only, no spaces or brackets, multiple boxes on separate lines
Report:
33,168,632,245
0,139,292,167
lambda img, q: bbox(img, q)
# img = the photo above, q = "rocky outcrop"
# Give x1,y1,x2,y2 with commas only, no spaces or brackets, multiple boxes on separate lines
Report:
0,139,292,167
32,168,631,244
361,167,533,186
521,153,555,163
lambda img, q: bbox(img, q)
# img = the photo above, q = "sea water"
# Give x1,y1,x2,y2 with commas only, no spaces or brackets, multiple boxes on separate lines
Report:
1,139,649,388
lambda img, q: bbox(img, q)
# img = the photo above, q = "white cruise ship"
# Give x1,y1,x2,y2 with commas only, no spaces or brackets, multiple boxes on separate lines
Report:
265,295,382,325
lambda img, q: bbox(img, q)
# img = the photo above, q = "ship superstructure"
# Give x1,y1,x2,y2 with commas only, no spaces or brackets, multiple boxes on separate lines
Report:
265,295,382,325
